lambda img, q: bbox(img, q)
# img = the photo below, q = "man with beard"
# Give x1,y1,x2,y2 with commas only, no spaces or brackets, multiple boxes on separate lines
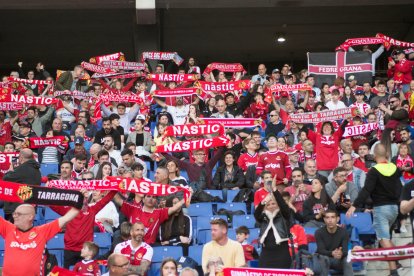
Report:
114,222,153,275
94,117,122,150
100,103,140,136
400,127,414,154
24,105,55,137
155,96,198,125
103,135,122,167
284,168,312,214
379,95,409,126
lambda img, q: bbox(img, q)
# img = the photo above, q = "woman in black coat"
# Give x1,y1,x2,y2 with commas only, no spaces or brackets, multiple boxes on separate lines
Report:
212,150,245,190
254,181,292,269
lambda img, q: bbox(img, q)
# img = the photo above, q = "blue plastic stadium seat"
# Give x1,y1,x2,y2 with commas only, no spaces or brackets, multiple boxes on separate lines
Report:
44,207,60,224
226,190,239,203
308,242,317,254
49,249,64,267
40,163,59,177
232,215,256,229
47,233,65,249
148,262,162,276
0,209,4,218
188,203,213,217
304,227,318,235
204,190,223,200
152,246,183,263
197,229,212,244
0,237,4,251
340,213,375,235
94,232,112,255
0,251,4,266
195,215,227,241
216,203,247,215
180,170,189,181
188,245,203,265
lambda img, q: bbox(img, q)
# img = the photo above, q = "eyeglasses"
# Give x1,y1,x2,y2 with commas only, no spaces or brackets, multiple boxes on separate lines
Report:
113,261,129,268
12,212,31,217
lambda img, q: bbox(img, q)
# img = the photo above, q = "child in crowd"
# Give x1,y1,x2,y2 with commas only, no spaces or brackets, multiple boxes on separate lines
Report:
73,241,101,276
235,226,258,262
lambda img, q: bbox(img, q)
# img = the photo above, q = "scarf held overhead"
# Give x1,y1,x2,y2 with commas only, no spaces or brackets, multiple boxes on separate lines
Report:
153,87,205,98
89,52,125,64
0,102,23,110
197,80,251,93
376,33,414,50
7,77,53,85
6,94,59,105
200,117,265,129
54,90,95,100
101,60,147,71
223,267,306,276
141,51,184,66
164,124,225,137
202,62,246,77
147,73,197,82
0,180,84,209
289,107,358,124
343,123,378,137
155,136,229,153
336,37,385,51
81,61,117,74
28,136,68,149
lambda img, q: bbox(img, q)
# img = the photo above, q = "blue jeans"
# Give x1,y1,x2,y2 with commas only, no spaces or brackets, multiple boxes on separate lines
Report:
373,204,398,240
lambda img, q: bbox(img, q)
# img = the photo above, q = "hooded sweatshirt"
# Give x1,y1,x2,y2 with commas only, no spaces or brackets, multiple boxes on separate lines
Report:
353,163,401,208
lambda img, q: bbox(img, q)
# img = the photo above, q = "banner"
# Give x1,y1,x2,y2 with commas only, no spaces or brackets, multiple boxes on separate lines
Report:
101,60,146,71
307,51,372,86
348,245,414,262
223,267,306,276
164,124,224,137
147,73,197,82
376,33,414,50
0,152,20,179
0,102,23,110
48,177,191,202
197,80,251,93
28,136,68,149
289,107,358,124
155,136,229,153
7,77,53,85
54,90,95,100
153,87,204,98
0,180,84,209
141,51,184,66
81,61,117,74
6,94,59,105
89,52,125,64
336,37,384,51
200,118,265,129
202,62,246,77
343,123,378,137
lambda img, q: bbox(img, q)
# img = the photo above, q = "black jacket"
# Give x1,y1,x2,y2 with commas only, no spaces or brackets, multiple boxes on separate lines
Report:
2,159,41,214
254,190,291,247
212,165,245,189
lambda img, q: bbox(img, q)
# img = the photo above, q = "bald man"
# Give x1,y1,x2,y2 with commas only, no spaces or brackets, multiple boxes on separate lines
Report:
0,203,81,276
347,143,402,276
104,253,130,276
3,148,41,222
251,64,268,85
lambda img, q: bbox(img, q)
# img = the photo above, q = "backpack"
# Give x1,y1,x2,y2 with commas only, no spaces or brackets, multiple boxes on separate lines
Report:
295,249,324,275
232,188,254,203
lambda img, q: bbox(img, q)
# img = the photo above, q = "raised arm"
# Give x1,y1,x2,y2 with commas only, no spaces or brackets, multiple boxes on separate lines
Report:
154,97,167,108
58,207,80,228
100,102,113,117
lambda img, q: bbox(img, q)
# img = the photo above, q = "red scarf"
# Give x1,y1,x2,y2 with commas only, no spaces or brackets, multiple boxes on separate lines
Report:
202,62,246,77
164,124,224,137
7,77,53,85
6,94,59,105
348,244,414,262
101,60,146,71
81,61,117,74
223,267,306,276
0,102,23,110
141,51,184,66
89,52,125,64
336,37,384,51
155,136,229,153
153,87,205,98
200,117,265,129
92,72,142,79
99,93,143,104
270,83,312,93
54,90,95,100
196,80,251,93
289,107,358,124
28,136,68,149
377,33,414,50
396,154,414,180
147,73,197,82
343,123,378,137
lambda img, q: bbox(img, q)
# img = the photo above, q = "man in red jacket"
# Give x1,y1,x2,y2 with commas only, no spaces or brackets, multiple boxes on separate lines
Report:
50,189,117,268
387,50,414,92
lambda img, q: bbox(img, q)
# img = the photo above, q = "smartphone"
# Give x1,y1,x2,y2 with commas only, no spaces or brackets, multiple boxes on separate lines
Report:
265,180,273,192
11,157,18,167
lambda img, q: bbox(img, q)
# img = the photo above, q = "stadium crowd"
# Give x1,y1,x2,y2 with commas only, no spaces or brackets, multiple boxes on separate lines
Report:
1,46,414,276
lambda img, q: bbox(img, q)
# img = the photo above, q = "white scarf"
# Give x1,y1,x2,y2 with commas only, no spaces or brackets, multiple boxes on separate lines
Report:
259,209,289,245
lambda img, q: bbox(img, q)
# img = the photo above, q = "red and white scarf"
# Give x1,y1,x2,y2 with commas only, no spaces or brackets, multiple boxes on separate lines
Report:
348,244,414,262
223,267,306,276
89,52,125,64
289,107,358,124
376,33,414,50
196,80,251,93
396,154,414,180
7,77,53,85
6,94,59,105
54,90,95,100
343,123,378,137
99,93,143,104
153,87,205,98
147,73,197,82
200,117,265,129
81,61,117,74
336,37,384,51
28,136,68,149
164,124,225,137
269,83,312,93
202,62,246,77
92,72,142,79
155,136,229,153
0,102,23,110
141,51,184,66
101,60,146,71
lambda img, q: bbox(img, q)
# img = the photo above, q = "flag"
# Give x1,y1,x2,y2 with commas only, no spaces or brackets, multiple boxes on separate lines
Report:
308,51,372,87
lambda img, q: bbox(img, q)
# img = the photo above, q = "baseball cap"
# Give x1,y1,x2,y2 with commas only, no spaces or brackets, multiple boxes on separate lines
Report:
272,68,280,74
354,90,364,95
19,120,31,129
348,75,356,81
280,91,289,97
74,136,84,145
136,114,146,121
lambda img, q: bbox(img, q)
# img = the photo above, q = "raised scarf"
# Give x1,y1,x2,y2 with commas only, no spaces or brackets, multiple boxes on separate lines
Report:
81,61,117,74
196,80,251,93
202,62,246,77
343,123,378,137
164,124,225,137
141,51,184,66
101,60,147,71
288,107,358,124
147,73,197,82
200,117,265,129
155,136,229,153
89,52,125,64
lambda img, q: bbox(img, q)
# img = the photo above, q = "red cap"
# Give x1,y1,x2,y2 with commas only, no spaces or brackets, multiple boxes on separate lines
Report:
285,147,298,155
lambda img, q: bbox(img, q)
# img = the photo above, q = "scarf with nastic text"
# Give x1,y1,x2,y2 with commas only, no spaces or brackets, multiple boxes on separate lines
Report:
101,60,147,71
28,136,69,152
223,267,306,276
147,73,198,82
81,61,117,74
288,107,358,124
343,123,378,137
164,124,225,137
196,80,251,94
155,136,229,153
348,244,414,262
54,90,95,100
6,94,60,105
48,177,191,203
7,77,53,85
92,72,142,79
152,87,206,99
0,102,23,111
202,62,246,77
89,52,125,64
200,117,265,129
141,51,184,66
0,180,84,209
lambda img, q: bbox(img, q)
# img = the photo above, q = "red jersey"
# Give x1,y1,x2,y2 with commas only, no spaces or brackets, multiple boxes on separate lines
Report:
51,191,116,251
308,129,343,171
0,218,60,276
288,224,307,256
114,240,153,266
237,152,258,171
387,58,414,85
354,158,368,173
253,188,270,208
73,259,101,275
256,151,291,184
121,202,169,244
241,242,257,262
298,151,316,163
284,185,312,213
0,121,12,146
